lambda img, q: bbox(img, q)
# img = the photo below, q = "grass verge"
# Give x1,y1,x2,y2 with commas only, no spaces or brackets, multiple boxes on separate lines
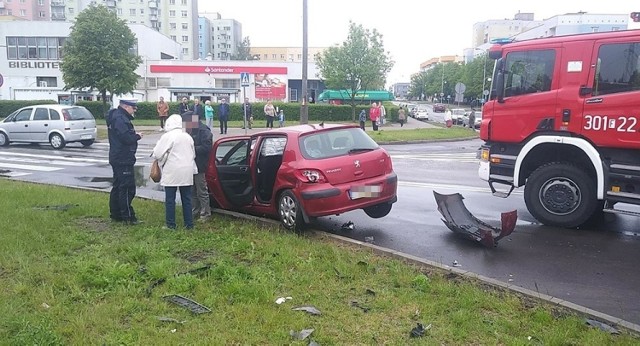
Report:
366,126,478,143
0,180,636,344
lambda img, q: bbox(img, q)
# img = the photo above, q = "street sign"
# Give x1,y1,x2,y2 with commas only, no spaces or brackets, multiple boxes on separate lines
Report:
240,72,250,87
483,89,489,96
455,82,466,94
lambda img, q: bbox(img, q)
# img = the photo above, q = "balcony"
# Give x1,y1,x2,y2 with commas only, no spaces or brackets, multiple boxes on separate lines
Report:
149,14,157,21
51,12,66,20
148,1,157,9
50,0,65,7
105,0,115,7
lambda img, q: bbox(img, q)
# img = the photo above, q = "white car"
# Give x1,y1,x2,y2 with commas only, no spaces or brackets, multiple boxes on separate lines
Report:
451,109,467,125
0,104,97,149
415,110,429,120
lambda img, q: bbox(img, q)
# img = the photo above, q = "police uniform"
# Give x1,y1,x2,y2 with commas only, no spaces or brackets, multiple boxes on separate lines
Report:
107,99,142,223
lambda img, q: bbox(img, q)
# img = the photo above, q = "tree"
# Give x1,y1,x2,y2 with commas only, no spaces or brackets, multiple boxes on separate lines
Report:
230,36,253,60
61,5,141,115
316,22,394,121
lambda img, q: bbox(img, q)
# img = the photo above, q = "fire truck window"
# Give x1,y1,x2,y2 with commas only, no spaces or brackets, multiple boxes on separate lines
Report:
503,50,555,97
593,43,640,96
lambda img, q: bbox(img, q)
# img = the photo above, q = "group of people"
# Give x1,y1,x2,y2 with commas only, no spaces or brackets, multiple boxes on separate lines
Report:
156,96,230,135
360,102,409,131
109,98,213,230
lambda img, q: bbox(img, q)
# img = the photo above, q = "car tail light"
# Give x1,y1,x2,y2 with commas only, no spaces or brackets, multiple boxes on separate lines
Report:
297,169,327,183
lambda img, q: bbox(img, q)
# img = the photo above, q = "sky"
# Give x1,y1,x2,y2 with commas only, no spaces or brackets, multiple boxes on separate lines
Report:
198,0,640,85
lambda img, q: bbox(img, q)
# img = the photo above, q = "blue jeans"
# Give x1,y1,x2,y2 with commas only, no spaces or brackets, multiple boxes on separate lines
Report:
164,186,193,229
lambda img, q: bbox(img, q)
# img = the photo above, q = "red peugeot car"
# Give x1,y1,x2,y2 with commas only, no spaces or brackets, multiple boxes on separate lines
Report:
206,123,398,231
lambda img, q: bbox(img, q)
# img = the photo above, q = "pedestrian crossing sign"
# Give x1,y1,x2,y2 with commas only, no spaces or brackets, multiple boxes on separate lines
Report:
240,72,250,87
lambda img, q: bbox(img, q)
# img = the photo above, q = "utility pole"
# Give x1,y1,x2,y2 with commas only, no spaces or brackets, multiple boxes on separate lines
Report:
300,0,309,124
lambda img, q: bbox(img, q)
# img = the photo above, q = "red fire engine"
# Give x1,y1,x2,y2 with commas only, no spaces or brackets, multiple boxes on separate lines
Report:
478,29,640,228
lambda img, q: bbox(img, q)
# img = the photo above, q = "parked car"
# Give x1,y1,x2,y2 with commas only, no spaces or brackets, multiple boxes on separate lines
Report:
451,108,467,125
0,104,97,149
415,110,429,120
433,103,446,112
473,111,482,129
206,124,398,231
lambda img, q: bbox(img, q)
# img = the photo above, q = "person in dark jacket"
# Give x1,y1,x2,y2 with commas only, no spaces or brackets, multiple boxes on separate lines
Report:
193,98,205,119
242,97,253,129
179,97,192,115
218,98,230,134
182,111,213,221
107,99,143,224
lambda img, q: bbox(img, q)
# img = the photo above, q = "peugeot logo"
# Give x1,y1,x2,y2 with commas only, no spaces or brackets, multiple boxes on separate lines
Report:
354,160,361,168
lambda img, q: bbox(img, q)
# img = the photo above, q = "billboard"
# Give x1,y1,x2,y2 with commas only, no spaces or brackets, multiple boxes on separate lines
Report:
255,74,286,100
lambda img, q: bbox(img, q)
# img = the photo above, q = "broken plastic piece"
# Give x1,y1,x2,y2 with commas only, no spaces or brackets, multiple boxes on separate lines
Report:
364,236,374,243
586,319,620,334
433,191,517,247
275,296,292,305
452,260,461,267
163,294,211,314
290,328,314,340
341,221,355,231
292,306,322,315
410,323,432,337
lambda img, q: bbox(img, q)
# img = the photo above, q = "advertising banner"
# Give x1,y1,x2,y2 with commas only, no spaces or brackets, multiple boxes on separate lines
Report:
254,74,286,100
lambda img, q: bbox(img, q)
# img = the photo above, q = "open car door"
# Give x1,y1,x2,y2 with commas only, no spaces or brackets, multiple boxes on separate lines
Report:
212,138,254,207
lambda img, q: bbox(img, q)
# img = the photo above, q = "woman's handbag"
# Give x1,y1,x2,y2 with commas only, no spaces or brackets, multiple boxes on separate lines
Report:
150,159,162,183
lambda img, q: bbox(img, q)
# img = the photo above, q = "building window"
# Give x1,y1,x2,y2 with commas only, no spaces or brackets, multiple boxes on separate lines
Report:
170,23,176,29
169,0,175,4
38,0,44,5
182,35,188,42
117,8,122,15
140,9,144,15
169,10,175,17
182,47,188,54
182,23,188,29
272,54,276,59
20,9,26,16
181,10,187,17
39,11,46,17
280,54,285,59
170,35,176,41
68,7,74,14
181,0,187,4
297,54,301,59
222,79,238,88
263,54,267,59
36,77,57,87
130,9,136,15
6,36,66,60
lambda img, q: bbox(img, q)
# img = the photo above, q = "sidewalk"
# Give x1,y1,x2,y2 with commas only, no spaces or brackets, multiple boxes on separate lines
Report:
100,117,437,146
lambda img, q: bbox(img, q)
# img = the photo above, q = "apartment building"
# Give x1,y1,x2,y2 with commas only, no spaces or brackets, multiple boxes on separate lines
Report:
249,47,327,62
199,12,242,60
1,0,199,60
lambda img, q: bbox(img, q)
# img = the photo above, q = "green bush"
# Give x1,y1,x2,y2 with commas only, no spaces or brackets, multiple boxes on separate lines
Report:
0,100,58,117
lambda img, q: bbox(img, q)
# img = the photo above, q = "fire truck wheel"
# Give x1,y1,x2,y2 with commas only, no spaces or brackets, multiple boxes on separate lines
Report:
524,162,597,228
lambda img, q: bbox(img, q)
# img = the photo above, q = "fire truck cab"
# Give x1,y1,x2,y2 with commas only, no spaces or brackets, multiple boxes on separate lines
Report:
478,30,640,228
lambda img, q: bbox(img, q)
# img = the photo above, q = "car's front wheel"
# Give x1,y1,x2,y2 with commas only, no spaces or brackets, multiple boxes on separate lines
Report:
0,132,9,147
49,133,66,149
363,202,393,218
278,190,304,232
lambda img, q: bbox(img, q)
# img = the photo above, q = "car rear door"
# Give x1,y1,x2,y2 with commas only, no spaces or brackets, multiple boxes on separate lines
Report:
209,137,254,207
31,107,52,142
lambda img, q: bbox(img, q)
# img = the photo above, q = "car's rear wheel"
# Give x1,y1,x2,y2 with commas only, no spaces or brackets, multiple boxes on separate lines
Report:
363,202,393,218
49,133,66,149
278,190,304,232
80,139,94,147
0,132,9,147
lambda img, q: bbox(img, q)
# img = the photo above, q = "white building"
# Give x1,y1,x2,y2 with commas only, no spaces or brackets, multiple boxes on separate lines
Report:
199,12,243,61
472,12,542,47
512,12,628,40
0,21,181,102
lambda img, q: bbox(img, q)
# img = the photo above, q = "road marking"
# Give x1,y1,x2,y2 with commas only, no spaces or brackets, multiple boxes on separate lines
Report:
0,162,63,172
0,151,109,164
391,152,478,163
0,156,94,167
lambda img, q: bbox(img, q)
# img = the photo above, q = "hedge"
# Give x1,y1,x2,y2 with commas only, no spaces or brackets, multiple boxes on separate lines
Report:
1,100,400,123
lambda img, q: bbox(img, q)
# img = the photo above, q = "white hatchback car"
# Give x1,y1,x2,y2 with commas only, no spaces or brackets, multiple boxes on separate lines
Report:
0,104,97,149
415,110,429,120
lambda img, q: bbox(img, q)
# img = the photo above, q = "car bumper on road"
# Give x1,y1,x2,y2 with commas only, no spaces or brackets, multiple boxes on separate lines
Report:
300,173,398,217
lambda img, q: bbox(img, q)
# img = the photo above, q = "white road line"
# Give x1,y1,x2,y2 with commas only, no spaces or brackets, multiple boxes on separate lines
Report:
0,157,94,167
399,180,523,195
0,171,31,177
0,162,63,172
0,151,109,164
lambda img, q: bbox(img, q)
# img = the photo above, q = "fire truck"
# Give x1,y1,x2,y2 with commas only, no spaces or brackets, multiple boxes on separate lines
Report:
478,29,640,228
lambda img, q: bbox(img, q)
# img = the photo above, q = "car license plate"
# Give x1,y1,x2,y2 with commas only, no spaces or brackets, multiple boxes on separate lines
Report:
81,134,93,139
349,185,382,199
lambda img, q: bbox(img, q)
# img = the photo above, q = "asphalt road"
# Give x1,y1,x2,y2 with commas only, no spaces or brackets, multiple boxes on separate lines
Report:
1,126,639,326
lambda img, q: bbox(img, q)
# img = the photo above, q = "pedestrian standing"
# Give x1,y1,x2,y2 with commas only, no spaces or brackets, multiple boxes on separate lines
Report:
468,109,476,130
204,100,215,130
179,97,192,115
218,98,230,134
379,102,387,125
242,97,253,129
398,107,407,127
152,114,196,230
156,96,169,131
107,98,143,225
358,109,367,131
193,98,204,120
369,102,380,131
182,112,213,222
278,109,285,127
264,100,275,129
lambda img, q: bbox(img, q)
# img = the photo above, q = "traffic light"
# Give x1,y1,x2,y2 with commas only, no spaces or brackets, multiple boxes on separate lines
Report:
631,12,640,22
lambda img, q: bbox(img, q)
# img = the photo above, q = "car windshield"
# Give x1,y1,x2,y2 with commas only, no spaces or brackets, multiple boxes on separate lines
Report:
299,127,378,159
62,107,94,120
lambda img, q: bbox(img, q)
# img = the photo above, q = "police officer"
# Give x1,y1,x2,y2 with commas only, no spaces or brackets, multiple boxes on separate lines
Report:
107,99,143,224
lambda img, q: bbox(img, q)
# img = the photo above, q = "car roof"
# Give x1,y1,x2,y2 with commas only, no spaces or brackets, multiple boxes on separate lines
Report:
221,123,359,140
18,104,84,110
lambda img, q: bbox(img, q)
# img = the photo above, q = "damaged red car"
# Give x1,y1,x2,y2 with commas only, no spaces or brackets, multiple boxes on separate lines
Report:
206,123,398,231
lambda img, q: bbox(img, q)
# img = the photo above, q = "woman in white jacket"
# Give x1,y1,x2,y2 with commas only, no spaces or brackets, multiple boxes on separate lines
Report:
152,114,197,229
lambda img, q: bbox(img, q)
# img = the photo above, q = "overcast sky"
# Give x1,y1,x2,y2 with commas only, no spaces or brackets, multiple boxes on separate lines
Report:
198,0,640,85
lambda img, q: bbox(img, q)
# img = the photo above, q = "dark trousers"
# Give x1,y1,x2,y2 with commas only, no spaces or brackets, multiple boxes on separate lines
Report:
372,120,378,131
359,121,366,131
266,116,274,129
110,165,137,221
159,116,167,129
219,119,228,134
165,186,193,229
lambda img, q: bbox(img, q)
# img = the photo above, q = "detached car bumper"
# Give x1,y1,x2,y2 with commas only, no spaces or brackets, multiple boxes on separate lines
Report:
299,173,398,217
